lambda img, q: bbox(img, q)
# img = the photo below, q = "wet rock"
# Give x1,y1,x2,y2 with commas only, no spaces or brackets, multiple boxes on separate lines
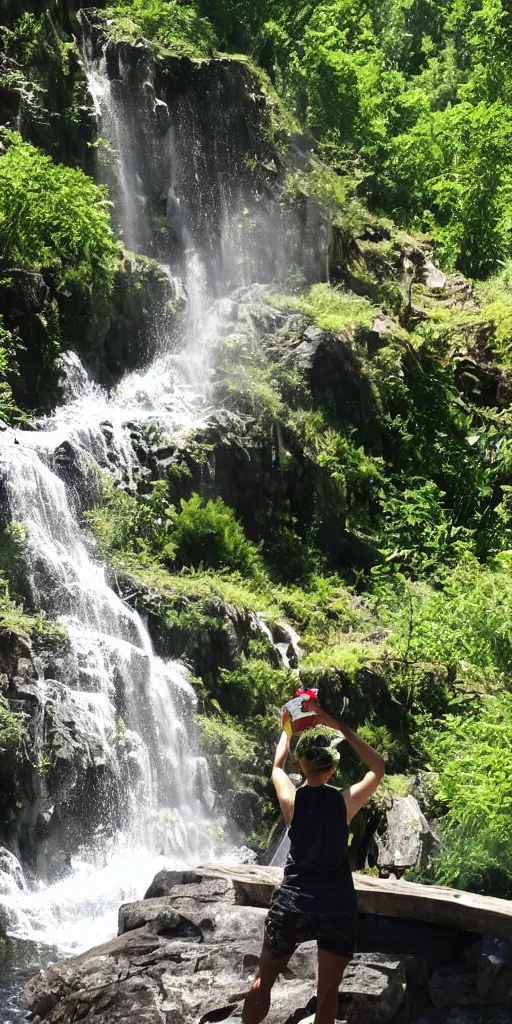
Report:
22,911,314,1024
22,921,316,1024
52,440,102,512
429,966,480,1007
366,315,397,355
454,357,512,410
154,97,170,134
144,868,203,898
290,325,380,445
287,941,318,980
0,632,69,856
103,255,179,379
0,268,49,317
0,846,26,895
376,795,436,878
445,1011,512,1024
421,260,446,291
413,1012,512,1024
139,580,286,700
339,953,407,1024
118,898,197,938
143,872,236,905
272,620,301,670
475,936,512,1000
196,864,282,907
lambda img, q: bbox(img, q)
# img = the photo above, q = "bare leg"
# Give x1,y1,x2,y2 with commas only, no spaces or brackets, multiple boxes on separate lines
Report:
314,949,350,1024
242,949,290,1024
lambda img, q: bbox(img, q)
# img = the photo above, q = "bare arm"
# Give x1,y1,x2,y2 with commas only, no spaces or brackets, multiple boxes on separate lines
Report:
271,730,296,828
311,701,385,823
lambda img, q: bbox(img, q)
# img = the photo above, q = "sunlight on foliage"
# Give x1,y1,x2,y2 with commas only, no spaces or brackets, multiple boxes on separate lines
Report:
0,131,120,297
426,693,512,897
269,284,377,333
104,0,218,56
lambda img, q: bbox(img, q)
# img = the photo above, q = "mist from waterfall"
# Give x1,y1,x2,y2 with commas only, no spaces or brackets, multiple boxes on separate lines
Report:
0,52,246,966
0,31,327,1009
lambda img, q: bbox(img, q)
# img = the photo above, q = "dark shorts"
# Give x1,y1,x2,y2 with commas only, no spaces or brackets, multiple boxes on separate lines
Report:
263,900,357,959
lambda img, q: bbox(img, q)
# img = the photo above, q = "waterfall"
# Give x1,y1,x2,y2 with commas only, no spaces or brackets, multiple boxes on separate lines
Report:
0,34,328,1014
270,830,291,867
0,48,247,963
0,424,218,951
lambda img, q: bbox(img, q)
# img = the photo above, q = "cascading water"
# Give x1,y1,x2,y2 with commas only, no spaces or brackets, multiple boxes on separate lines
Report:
0,26,327,1021
0,424,218,926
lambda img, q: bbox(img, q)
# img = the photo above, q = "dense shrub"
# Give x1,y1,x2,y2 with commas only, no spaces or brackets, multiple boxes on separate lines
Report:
171,494,263,577
88,479,263,579
426,693,512,898
0,131,121,404
216,658,295,720
0,689,26,755
375,557,512,688
0,317,21,423
104,0,218,55
0,131,119,298
197,709,257,792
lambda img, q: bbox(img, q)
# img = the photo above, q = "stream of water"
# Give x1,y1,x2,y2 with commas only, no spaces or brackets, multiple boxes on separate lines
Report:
0,63,234,1024
0,34,322,1016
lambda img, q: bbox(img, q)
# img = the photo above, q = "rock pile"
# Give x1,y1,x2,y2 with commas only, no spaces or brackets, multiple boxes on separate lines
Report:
22,866,512,1024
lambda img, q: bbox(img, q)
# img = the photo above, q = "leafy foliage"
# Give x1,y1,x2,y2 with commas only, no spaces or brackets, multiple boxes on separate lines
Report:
7,0,512,895
268,284,377,333
104,0,218,56
88,479,263,578
197,709,257,791
0,131,119,297
0,131,121,405
0,688,26,756
0,10,95,166
0,316,22,423
425,694,512,897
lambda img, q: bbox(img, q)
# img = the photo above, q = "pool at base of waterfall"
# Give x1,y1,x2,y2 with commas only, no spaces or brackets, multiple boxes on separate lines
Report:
0,939,59,1023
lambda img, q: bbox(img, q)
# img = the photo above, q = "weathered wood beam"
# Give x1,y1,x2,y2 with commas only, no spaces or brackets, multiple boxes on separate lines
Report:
198,864,512,941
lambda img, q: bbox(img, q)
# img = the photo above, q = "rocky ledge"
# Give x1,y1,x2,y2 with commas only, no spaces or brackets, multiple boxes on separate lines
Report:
22,866,512,1024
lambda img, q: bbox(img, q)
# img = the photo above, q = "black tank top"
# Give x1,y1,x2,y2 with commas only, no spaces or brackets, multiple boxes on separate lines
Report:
280,784,357,916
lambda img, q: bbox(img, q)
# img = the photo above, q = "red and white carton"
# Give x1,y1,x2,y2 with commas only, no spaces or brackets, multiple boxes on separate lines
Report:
281,688,319,737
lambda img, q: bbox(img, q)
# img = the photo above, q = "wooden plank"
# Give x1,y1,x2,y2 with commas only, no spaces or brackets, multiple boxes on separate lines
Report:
198,863,512,941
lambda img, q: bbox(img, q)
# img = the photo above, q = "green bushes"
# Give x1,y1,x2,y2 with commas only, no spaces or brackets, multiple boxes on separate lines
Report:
0,131,119,299
375,557,512,689
0,317,21,424
216,658,295,720
197,710,257,791
171,493,263,577
1,11,95,167
426,693,512,898
102,0,512,277
0,689,26,756
88,478,263,579
0,131,121,406
270,284,377,333
104,0,218,56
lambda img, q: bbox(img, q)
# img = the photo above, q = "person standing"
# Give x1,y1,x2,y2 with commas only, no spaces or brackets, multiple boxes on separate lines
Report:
242,698,385,1024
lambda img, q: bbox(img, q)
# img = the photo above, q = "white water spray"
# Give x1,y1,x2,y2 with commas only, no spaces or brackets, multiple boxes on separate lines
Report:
0,429,218,951
0,32,326,1008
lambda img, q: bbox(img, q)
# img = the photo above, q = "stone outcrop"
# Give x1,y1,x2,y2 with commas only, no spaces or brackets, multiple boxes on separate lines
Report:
375,793,437,879
22,865,512,1024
